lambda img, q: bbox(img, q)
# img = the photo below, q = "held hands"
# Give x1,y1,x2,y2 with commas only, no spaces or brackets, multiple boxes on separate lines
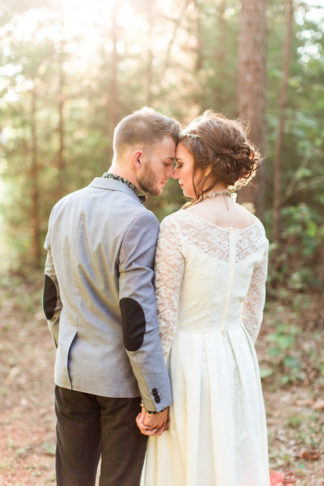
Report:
136,406,169,436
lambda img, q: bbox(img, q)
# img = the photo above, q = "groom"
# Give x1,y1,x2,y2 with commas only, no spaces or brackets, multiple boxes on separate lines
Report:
43,107,180,486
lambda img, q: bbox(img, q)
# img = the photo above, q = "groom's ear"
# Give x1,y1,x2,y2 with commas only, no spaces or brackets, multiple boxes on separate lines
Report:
131,149,144,170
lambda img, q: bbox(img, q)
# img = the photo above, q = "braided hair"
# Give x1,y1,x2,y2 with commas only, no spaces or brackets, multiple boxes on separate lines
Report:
179,111,261,201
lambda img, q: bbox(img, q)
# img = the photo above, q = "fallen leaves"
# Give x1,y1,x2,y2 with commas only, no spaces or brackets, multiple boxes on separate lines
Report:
313,399,324,411
300,448,321,461
270,469,283,485
270,470,297,485
282,471,297,484
295,398,324,410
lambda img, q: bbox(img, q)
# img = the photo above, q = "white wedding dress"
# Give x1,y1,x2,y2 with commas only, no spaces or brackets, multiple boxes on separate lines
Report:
141,209,270,486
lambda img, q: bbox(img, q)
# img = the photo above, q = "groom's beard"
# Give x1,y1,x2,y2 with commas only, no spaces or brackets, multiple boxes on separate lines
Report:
137,162,162,196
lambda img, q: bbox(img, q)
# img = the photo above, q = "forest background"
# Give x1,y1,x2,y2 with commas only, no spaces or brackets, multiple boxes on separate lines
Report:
0,0,323,485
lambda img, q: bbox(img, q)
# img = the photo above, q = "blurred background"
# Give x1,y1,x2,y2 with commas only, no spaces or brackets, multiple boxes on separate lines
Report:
0,2,324,483
0,0,323,291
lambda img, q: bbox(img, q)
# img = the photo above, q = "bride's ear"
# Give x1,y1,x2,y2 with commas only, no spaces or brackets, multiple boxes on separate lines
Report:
204,165,212,177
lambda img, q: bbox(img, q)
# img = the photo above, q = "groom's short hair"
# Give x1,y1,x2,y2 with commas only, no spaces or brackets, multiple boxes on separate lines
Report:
113,107,180,156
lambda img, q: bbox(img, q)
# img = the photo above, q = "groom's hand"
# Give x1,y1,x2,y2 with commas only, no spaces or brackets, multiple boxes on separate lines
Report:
143,407,169,430
136,407,169,436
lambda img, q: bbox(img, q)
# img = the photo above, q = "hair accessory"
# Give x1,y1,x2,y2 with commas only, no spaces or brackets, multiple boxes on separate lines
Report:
181,131,199,140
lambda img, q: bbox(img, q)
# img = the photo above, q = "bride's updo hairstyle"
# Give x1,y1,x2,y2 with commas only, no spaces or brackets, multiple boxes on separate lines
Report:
179,111,261,201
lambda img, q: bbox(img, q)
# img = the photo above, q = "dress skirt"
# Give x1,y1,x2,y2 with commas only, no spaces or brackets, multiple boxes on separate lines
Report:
141,324,270,486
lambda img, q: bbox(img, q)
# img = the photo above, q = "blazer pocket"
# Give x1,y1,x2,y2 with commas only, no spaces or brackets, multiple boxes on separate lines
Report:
56,329,78,389
67,330,78,388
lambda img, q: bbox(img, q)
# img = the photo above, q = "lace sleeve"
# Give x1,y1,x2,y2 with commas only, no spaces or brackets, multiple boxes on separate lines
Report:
241,241,269,343
155,217,185,360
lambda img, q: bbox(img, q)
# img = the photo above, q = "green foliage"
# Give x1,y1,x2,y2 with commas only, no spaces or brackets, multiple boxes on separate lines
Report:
266,201,324,295
0,0,323,283
268,323,298,352
265,2,324,289
260,293,324,390
281,203,323,258
261,321,305,386
286,415,302,428
43,442,56,456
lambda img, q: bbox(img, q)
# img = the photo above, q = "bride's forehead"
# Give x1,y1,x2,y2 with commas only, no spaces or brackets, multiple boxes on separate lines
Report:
176,143,192,158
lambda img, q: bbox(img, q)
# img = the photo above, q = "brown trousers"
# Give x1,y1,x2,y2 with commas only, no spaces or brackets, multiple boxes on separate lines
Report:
55,386,147,486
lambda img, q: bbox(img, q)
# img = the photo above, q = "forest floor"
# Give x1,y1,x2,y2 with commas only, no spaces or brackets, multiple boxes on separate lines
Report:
0,274,323,486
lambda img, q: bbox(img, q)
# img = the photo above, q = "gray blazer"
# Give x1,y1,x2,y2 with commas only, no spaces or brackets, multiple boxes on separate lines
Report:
43,177,172,412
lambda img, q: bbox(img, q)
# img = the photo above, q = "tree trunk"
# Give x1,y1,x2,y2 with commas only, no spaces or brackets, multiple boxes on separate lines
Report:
272,0,293,241
216,0,227,63
193,0,204,72
146,8,154,106
238,0,267,217
30,85,41,264
57,35,65,199
164,0,191,73
108,0,119,162
215,0,227,110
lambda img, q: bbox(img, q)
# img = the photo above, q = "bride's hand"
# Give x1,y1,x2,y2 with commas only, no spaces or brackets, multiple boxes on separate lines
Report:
136,408,168,436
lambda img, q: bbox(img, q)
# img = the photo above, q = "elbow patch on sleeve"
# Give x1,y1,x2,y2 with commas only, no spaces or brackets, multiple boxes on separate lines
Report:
43,275,58,320
119,298,146,351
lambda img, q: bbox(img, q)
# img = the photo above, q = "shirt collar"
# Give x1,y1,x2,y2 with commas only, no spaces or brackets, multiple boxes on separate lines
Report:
102,172,147,204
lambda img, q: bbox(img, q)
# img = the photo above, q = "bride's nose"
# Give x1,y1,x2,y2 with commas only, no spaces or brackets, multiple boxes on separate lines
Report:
173,167,180,179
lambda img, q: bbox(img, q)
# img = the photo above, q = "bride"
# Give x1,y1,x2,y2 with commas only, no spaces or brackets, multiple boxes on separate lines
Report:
138,111,270,486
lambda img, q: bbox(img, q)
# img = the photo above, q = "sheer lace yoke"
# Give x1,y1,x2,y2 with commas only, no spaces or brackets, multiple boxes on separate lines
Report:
154,209,269,357
176,209,267,263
